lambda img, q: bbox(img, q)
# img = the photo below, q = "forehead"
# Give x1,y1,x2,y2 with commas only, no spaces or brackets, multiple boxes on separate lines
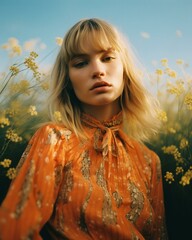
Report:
75,43,114,57
68,29,119,58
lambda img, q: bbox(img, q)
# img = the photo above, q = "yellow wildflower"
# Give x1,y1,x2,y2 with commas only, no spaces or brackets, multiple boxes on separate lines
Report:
155,69,163,76
187,78,192,86
180,138,189,149
0,117,10,128
180,176,190,186
168,127,176,134
184,92,192,110
6,168,16,180
162,145,183,162
6,109,15,117
166,80,185,96
19,80,30,93
157,110,167,122
9,65,20,75
9,80,30,95
41,82,49,90
164,171,174,184
164,68,177,78
24,57,38,71
7,100,21,116
28,105,38,116
9,82,20,93
0,159,12,168
30,51,38,59
168,70,177,78
180,168,192,186
34,71,41,80
54,111,62,122
5,129,22,142
12,45,22,56
176,59,184,65
2,38,22,57
162,145,177,154
161,58,168,67
56,37,63,46
24,55,41,80
176,166,184,175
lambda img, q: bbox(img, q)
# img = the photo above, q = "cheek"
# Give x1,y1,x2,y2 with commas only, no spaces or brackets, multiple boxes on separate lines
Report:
71,82,83,96
69,72,82,90
114,66,124,86
113,60,124,77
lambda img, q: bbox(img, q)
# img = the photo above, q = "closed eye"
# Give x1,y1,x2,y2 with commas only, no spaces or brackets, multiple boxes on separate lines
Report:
72,61,88,68
102,56,116,62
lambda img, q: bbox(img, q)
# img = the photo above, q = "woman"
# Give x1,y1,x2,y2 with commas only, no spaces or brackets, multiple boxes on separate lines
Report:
0,18,168,239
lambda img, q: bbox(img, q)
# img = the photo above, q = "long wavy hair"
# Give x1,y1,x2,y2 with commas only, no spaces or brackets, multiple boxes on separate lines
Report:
48,18,160,142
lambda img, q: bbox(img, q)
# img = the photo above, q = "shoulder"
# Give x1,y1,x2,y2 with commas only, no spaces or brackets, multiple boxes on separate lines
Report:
129,138,160,164
31,123,73,144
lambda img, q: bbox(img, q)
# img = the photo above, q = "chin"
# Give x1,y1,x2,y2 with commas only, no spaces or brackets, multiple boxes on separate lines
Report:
94,98,114,105
81,95,120,108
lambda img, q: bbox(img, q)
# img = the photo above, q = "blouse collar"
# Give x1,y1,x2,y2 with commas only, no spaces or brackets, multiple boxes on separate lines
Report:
81,111,123,129
81,111,134,154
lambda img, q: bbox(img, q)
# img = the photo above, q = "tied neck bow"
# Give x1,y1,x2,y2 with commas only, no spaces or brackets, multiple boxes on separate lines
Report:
81,112,125,158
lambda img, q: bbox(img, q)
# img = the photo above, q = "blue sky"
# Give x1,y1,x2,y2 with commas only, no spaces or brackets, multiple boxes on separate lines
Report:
0,0,192,72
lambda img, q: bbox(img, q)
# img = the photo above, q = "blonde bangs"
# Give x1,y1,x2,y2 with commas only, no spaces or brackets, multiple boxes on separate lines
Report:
64,19,121,60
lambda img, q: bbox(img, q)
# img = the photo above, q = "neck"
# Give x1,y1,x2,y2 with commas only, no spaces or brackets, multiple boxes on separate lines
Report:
81,100,121,122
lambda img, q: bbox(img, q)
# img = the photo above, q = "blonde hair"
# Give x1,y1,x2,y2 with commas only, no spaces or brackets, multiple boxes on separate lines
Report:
48,18,160,142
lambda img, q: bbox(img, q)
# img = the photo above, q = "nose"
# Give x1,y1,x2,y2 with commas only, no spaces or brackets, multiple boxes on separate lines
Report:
92,71,105,79
91,60,106,79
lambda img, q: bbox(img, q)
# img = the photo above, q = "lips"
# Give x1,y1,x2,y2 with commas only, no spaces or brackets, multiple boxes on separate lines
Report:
90,81,112,90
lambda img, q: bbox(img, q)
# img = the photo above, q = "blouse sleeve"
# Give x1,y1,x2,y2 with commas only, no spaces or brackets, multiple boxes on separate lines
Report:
150,152,169,240
0,124,66,240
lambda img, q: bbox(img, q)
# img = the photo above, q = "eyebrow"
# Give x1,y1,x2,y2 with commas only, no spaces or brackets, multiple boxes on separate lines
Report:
70,48,115,60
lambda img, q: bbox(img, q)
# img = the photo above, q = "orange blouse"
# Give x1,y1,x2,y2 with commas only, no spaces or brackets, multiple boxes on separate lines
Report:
0,112,168,240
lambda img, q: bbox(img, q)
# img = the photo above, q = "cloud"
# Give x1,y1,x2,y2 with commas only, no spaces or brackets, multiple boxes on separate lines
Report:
23,39,38,51
39,43,47,50
23,39,47,52
140,32,150,39
176,30,182,38
151,60,158,67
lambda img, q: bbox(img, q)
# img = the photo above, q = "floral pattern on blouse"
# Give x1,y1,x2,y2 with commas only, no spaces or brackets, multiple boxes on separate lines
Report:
0,112,168,240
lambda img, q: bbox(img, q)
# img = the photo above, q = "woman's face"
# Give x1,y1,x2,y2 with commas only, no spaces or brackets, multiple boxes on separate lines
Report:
68,40,124,113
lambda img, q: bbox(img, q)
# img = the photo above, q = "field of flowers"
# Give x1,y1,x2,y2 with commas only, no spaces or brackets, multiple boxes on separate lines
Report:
148,59,192,239
151,59,192,186
0,37,192,239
